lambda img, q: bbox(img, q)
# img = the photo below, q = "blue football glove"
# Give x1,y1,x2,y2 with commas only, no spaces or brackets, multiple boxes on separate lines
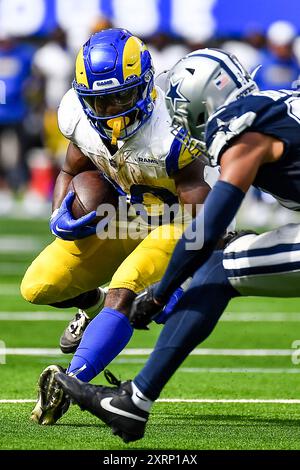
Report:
50,191,97,240
153,286,184,324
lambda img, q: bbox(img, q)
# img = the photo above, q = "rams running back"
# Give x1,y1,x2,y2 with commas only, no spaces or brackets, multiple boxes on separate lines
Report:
23,30,220,425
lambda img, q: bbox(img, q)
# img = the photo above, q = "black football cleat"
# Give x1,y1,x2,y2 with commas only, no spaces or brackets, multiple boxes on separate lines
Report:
31,365,70,425
55,372,148,443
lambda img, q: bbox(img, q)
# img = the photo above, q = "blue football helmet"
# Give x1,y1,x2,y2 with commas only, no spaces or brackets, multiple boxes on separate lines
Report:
73,28,155,145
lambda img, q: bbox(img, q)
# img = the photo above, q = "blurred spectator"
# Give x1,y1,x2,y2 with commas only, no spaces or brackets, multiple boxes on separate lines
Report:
222,39,261,73
19,27,74,214
0,30,34,213
90,17,113,35
32,27,72,160
33,28,73,112
147,33,189,76
255,21,300,90
222,26,265,73
244,26,266,51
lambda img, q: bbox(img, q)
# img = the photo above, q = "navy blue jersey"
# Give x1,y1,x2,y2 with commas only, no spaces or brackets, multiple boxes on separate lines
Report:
206,90,300,210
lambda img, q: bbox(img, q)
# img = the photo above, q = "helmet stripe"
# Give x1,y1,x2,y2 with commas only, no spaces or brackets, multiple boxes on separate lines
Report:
188,51,244,88
75,47,89,87
122,36,144,81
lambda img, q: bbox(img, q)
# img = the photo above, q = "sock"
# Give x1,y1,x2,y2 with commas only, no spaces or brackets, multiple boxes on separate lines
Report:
131,381,153,412
67,307,133,382
50,289,100,310
84,287,107,318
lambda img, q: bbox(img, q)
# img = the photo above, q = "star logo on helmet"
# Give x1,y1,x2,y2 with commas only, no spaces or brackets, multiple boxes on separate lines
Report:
166,78,189,112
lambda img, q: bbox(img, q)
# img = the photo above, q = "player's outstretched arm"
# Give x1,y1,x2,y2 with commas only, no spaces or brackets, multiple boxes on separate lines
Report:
154,132,284,304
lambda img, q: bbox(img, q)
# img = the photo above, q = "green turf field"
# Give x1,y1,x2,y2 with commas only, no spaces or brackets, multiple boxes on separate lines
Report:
1,218,300,450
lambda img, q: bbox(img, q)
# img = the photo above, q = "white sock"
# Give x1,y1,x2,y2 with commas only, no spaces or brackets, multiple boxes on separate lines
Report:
84,287,108,317
131,381,153,412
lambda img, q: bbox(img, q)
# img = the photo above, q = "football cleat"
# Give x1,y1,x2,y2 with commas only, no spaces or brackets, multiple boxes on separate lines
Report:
60,309,90,354
55,373,148,443
31,365,70,425
60,287,107,354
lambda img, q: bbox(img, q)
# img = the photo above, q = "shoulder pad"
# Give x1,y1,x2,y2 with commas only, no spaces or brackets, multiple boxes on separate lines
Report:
207,110,256,166
57,89,83,139
165,135,204,176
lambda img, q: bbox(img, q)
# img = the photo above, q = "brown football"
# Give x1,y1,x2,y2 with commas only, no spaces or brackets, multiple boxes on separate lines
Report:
68,170,119,224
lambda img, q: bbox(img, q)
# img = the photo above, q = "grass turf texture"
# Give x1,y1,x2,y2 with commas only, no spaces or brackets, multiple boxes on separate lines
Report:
1,218,300,450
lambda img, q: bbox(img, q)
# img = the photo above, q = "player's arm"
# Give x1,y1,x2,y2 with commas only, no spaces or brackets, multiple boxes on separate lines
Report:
153,132,284,304
52,142,97,211
50,142,98,240
219,132,284,190
173,158,211,214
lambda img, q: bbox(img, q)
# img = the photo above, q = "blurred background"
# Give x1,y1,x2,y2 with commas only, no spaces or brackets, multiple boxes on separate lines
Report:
1,0,300,228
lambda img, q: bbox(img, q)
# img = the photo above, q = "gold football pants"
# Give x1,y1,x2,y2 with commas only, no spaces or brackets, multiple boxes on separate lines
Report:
20,224,183,305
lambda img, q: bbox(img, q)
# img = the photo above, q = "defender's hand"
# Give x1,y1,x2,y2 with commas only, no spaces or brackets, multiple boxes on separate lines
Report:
129,286,165,330
154,286,184,324
50,191,97,240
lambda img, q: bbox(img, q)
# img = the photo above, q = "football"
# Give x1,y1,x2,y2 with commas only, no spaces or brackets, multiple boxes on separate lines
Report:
68,170,119,224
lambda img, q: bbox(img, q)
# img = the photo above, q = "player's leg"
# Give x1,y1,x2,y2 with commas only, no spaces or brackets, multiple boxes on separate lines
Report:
130,224,300,408
27,233,139,425
30,223,181,425
20,234,137,304
66,223,183,382
21,232,140,350
55,224,300,440
56,250,239,441
223,223,300,297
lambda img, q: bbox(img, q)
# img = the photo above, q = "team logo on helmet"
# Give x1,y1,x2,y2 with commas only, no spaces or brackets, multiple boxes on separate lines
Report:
165,78,189,112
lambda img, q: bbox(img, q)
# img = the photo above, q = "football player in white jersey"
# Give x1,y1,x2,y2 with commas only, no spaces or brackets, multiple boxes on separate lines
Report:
24,31,224,425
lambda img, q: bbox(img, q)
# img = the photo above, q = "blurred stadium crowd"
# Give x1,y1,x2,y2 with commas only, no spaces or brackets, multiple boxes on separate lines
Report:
1,3,300,227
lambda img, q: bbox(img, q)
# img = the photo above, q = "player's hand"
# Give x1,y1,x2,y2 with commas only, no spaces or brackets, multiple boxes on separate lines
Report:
129,285,165,330
50,191,97,240
153,286,184,324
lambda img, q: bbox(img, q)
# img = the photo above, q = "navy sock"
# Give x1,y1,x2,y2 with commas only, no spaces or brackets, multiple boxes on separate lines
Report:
67,307,133,382
134,251,239,400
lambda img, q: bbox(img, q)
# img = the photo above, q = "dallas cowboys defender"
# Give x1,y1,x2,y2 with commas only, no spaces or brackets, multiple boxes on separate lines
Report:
55,49,300,443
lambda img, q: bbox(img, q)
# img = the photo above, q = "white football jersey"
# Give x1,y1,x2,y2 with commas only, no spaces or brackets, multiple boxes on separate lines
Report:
58,86,218,216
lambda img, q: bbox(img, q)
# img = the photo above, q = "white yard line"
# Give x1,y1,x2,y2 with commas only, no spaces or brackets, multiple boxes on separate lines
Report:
0,237,45,253
157,398,300,404
179,367,300,374
0,399,36,403
222,312,300,322
0,263,27,274
0,347,294,356
1,398,300,404
112,362,300,372
2,311,300,321
0,285,21,296
0,312,72,321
